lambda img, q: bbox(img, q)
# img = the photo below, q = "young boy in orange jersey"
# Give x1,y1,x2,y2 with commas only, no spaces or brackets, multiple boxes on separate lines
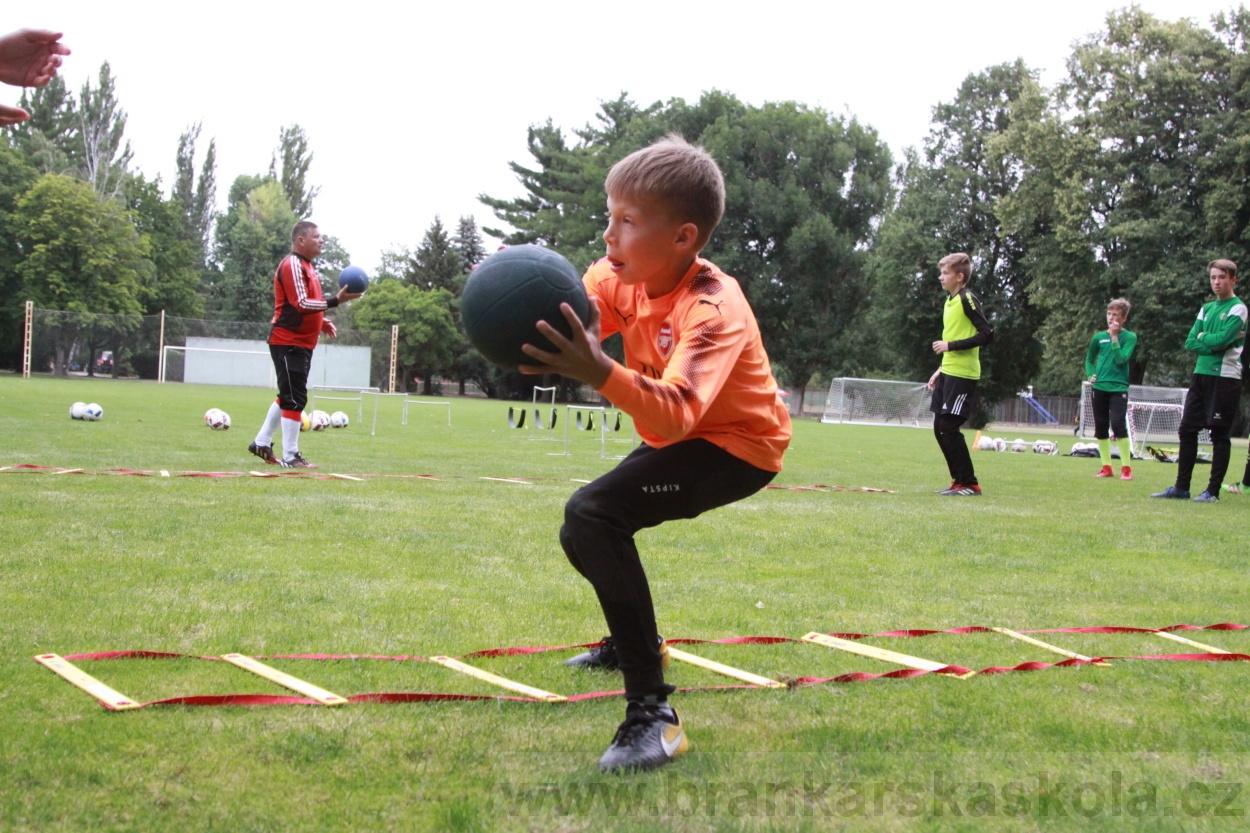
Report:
520,135,792,772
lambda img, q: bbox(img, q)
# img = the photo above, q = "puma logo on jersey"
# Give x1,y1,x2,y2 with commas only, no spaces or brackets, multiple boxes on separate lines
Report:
616,307,635,325
697,299,724,313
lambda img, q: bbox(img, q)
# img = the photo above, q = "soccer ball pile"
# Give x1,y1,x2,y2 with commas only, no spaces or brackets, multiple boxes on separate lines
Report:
309,410,331,431
329,411,349,428
203,408,231,430
69,402,103,421
977,436,1058,454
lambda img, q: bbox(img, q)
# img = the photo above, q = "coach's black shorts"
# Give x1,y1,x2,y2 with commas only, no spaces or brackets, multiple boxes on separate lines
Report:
930,373,978,419
270,344,313,413
1180,374,1242,431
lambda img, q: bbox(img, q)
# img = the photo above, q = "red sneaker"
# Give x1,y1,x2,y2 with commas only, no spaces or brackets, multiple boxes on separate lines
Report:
1120,466,1132,481
1095,465,1114,478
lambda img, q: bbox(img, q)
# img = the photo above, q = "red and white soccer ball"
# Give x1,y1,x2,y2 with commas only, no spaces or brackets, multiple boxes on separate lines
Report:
329,411,349,429
310,410,331,431
204,408,231,430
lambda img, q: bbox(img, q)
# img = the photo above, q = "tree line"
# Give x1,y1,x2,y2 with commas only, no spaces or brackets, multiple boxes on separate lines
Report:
3,8,1248,412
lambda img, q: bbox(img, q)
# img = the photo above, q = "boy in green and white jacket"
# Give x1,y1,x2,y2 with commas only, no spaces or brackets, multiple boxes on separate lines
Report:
1152,260,1248,503
1084,298,1137,480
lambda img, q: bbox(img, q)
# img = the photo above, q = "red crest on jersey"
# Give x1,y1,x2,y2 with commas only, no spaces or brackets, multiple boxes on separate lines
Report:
657,322,674,358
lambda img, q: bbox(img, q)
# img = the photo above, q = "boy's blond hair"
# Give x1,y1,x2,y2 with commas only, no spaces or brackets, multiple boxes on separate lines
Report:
1208,259,1238,279
938,252,972,283
1107,298,1131,319
605,134,725,251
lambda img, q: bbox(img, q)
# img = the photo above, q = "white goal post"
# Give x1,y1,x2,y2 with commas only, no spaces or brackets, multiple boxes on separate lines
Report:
822,378,934,428
159,345,274,385
1078,382,1209,458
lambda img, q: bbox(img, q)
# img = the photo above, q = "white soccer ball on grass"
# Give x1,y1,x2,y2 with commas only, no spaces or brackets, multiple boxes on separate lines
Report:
1011,438,1028,453
69,401,87,420
310,410,331,431
329,411,349,428
204,408,231,430
83,403,103,421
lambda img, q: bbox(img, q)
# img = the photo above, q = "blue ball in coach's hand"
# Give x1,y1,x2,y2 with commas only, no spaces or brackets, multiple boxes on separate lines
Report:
338,265,369,294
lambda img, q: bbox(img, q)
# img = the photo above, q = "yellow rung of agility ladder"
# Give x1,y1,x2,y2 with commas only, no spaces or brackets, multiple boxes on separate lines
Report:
430,656,568,703
991,628,1112,666
1152,631,1233,655
220,654,348,705
802,632,975,679
665,646,786,689
34,654,142,710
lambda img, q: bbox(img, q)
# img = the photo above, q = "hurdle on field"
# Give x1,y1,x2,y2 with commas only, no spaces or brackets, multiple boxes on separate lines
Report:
401,396,451,427
310,385,380,435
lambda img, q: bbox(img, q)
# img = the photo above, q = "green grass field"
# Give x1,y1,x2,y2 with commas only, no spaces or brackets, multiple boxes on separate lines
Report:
2,375,1248,832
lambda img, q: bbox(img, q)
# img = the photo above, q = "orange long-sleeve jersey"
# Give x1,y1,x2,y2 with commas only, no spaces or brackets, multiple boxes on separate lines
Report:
586,257,791,472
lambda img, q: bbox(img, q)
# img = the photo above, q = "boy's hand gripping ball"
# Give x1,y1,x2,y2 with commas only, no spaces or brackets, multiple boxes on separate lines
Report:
460,245,591,370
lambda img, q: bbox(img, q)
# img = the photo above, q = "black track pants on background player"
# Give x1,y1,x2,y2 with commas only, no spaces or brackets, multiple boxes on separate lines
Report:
560,438,776,698
934,413,978,486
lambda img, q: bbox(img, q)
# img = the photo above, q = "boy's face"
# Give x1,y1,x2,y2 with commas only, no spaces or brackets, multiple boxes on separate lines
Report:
603,193,697,296
1210,267,1236,300
938,265,965,295
1106,309,1126,329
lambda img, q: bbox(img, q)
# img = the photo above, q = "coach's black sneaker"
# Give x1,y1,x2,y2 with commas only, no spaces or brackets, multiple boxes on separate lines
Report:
1192,490,1220,503
938,484,982,496
565,636,670,670
934,481,958,493
282,452,318,469
248,442,280,465
598,698,688,772
1150,486,1190,499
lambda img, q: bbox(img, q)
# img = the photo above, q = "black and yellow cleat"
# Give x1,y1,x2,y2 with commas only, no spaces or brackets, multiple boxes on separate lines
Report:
565,636,670,670
598,700,688,772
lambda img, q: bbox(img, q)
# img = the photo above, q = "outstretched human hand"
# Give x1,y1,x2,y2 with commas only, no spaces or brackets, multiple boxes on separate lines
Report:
0,29,70,88
519,298,614,388
0,102,31,127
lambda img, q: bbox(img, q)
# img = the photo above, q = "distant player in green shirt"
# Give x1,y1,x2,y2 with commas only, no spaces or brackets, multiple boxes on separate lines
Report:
927,252,994,496
1084,298,1137,480
1152,259,1247,502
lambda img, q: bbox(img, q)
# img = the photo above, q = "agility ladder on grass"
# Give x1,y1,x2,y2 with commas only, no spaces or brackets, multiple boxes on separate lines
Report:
0,464,892,491
34,623,1248,711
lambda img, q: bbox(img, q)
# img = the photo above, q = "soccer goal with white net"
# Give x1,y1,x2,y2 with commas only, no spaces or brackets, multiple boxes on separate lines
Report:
1077,382,1210,459
822,378,934,428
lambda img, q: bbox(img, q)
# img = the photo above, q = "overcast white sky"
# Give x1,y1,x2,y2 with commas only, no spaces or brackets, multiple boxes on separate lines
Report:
8,1,1241,273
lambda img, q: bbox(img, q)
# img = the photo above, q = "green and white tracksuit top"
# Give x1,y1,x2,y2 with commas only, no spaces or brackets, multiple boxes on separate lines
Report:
940,288,994,380
1084,329,1136,393
1185,296,1248,378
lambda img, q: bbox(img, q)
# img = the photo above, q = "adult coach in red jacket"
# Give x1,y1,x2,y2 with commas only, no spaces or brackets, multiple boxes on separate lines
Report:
249,221,360,468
